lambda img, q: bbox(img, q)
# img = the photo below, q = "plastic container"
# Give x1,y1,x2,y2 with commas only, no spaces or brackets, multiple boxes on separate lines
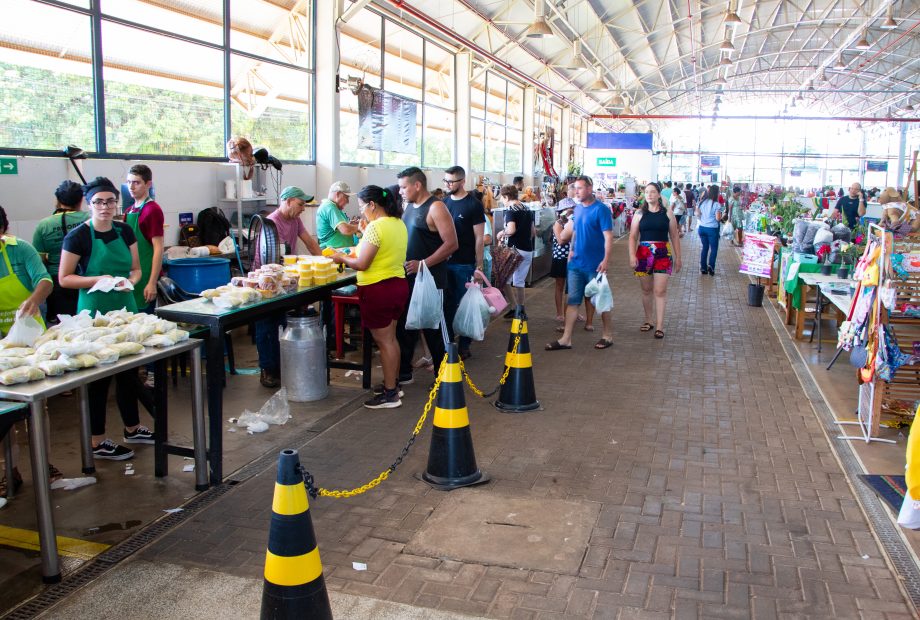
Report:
165,257,231,294
280,310,328,402
747,283,765,307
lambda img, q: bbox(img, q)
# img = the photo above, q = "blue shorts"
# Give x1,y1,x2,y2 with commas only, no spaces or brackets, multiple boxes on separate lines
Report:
566,266,597,306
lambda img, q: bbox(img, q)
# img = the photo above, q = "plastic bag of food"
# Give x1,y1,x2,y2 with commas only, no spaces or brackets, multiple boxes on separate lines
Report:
124,324,156,343
96,332,128,345
0,366,45,385
3,314,45,347
0,347,35,358
37,359,70,377
109,341,144,357
72,353,99,369
40,341,98,357
142,334,177,348
95,347,119,365
152,319,177,334
165,329,190,343
58,355,83,371
0,357,27,371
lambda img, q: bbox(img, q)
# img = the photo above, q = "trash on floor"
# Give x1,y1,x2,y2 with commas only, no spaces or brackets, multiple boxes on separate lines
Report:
163,508,183,514
50,477,97,490
236,387,291,433
352,562,367,571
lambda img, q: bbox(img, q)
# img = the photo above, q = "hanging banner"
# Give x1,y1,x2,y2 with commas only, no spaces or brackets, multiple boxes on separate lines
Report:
700,155,720,167
739,232,777,279
866,160,888,172
357,85,418,154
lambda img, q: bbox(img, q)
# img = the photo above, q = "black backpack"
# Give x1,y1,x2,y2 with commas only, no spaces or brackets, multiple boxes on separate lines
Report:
178,224,201,247
197,207,231,246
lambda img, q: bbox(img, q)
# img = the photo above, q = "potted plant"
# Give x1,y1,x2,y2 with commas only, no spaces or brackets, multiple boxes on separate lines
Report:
838,242,860,279
817,245,833,275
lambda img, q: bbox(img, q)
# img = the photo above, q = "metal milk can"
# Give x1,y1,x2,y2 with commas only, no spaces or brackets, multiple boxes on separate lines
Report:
280,309,328,402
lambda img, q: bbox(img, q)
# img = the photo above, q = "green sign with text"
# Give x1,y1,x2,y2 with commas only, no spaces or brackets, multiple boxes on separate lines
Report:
0,158,17,175
596,157,616,167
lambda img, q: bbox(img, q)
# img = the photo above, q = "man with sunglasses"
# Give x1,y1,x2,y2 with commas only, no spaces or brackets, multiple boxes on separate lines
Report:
442,166,485,360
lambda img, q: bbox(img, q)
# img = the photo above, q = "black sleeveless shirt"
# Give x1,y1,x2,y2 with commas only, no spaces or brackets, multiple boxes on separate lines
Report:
403,196,447,288
638,207,670,242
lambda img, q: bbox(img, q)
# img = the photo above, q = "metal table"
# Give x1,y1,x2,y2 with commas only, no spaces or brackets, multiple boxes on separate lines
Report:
0,338,206,583
796,273,851,340
156,272,369,485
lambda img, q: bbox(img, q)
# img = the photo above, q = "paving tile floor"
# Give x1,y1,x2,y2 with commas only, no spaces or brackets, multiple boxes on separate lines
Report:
114,234,917,618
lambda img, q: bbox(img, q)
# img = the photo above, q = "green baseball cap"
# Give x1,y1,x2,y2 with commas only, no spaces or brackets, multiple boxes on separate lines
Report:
279,186,314,202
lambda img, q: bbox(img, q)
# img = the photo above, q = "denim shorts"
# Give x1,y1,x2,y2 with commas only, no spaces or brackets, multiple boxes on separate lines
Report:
566,266,597,306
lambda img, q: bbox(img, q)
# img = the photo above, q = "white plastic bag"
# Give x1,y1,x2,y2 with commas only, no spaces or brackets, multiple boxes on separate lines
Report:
453,284,490,341
237,387,291,432
405,261,442,330
3,314,44,347
587,274,613,313
720,221,734,238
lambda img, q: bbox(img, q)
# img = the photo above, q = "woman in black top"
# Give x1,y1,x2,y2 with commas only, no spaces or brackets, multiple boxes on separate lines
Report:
496,184,535,317
628,182,682,339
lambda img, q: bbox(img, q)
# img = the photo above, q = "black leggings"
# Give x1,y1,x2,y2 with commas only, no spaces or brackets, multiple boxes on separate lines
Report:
88,371,140,436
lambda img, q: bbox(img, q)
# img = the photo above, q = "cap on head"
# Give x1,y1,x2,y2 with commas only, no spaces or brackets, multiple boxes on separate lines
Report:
82,176,119,202
279,186,313,202
55,180,84,207
329,181,354,196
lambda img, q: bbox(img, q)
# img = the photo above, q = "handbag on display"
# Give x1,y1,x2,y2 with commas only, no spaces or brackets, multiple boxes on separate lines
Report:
469,269,508,316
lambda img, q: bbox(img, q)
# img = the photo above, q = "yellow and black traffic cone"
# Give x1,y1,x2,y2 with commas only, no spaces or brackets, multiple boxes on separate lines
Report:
261,449,332,620
421,343,490,490
494,305,540,413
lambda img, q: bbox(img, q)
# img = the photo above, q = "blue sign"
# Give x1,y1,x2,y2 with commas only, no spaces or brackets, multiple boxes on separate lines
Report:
866,160,888,172
700,155,721,167
586,132,653,150
179,212,194,226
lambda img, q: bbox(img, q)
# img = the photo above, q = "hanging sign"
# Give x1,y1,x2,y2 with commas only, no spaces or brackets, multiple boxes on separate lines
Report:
357,85,418,155
739,232,777,279
700,155,720,167
866,160,888,172
790,170,802,177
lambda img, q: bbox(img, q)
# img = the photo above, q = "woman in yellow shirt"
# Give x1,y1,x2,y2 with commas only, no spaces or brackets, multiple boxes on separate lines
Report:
332,185,408,409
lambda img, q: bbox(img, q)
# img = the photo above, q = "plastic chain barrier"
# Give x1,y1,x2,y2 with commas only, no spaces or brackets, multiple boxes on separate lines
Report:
459,322,523,399
297,354,448,499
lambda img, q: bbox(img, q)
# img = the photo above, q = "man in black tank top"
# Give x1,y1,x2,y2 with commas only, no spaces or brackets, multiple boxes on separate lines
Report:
395,167,459,383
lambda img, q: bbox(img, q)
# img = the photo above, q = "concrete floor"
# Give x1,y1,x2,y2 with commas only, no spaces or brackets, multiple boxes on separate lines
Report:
3,234,920,618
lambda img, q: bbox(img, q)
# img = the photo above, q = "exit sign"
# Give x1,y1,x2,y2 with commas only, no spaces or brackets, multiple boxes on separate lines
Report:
0,158,17,175
596,157,616,167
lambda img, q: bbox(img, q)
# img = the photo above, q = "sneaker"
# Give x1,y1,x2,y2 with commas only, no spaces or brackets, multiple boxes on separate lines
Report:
93,439,134,460
260,368,280,388
397,373,414,385
708,267,715,276
364,390,402,409
47,464,64,484
372,383,404,398
124,425,155,444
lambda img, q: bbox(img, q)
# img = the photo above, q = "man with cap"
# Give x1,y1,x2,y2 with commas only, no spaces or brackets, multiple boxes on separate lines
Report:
316,181,361,250
33,180,90,322
253,186,322,388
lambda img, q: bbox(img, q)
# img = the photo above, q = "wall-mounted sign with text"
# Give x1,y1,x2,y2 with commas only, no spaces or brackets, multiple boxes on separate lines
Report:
596,157,617,167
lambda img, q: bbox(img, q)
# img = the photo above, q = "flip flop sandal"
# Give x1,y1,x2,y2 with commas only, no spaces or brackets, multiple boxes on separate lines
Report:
545,340,572,351
640,322,654,332
654,330,665,339
554,325,565,333
583,325,595,332
594,339,613,349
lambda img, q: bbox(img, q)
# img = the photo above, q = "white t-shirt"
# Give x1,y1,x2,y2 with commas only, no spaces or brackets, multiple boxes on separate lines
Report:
670,190,686,215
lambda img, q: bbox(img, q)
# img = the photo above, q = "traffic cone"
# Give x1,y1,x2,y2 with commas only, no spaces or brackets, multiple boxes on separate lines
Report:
261,449,333,620
494,305,540,413
421,343,490,490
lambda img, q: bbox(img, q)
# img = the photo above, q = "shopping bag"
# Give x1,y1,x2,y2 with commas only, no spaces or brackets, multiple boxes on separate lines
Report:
471,269,508,316
405,260,442,330
594,274,614,313
720,221,734,238
491,243,523,290
453,283,490,341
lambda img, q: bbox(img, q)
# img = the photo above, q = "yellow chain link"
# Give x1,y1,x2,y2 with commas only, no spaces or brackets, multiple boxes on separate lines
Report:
317,353,448,498
459,321,523,397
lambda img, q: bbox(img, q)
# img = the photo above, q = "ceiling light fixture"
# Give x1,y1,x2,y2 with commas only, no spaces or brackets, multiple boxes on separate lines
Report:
855,29,871,50
881,7,897,29
590,66,607,90
609,92,625,108
724,1,742,26
905,103,915,112
835,55,846,69
720,56,733,66
525,0,553,38
713,75,727,86
720,38,735,52
820,70,827,82
568,40,586,70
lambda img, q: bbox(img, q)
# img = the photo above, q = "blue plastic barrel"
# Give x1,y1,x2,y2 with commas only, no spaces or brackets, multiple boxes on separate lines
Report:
165,257,231,294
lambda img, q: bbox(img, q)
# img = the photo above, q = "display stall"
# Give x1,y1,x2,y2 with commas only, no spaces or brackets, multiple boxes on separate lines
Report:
491,204,554,285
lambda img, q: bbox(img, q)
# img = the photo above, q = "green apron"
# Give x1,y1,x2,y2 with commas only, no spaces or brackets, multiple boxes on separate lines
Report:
0,239,45,336
77,222,138,314
125,200,154,310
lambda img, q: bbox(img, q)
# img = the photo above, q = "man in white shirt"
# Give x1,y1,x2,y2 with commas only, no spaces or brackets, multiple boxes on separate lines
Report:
669,182,687,238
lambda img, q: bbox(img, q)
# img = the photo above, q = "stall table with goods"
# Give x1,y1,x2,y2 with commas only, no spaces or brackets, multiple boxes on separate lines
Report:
156,258,366,485
0,309,206,583
797,273,852,350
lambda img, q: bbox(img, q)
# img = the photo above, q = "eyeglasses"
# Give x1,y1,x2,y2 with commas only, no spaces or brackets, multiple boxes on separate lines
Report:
91,199,118,208
443,178,464,185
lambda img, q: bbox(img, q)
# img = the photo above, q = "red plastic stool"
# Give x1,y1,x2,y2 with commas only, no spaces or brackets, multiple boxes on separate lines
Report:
331,293,360,358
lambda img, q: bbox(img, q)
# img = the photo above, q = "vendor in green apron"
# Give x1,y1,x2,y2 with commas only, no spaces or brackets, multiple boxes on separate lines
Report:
32,180,90,323
59,177,151,461
0,204,60,497
123,164,164,313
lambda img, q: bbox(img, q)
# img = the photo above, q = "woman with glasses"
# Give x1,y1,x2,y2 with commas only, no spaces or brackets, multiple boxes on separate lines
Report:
59,176,149,461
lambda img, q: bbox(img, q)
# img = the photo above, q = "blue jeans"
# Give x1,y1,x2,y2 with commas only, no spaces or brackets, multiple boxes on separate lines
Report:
698,225,720,271
255,315,287,373
446,263,476,352
566,266,596,306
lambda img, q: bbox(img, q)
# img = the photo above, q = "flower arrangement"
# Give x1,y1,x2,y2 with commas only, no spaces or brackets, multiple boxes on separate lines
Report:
767,193,808,237
816,244,831,264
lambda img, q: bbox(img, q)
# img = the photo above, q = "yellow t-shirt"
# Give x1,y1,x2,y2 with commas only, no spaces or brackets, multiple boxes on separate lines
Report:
358,216,408,286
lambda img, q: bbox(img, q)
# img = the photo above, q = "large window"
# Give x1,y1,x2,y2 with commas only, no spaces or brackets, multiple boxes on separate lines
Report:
471,68,523,174
338,7,455,168
0,0,315,161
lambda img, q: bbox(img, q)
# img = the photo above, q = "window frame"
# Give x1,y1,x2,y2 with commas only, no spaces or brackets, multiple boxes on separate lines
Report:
0,0,316,163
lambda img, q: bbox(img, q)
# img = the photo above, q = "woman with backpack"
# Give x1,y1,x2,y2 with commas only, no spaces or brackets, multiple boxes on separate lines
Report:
696,185,724,276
